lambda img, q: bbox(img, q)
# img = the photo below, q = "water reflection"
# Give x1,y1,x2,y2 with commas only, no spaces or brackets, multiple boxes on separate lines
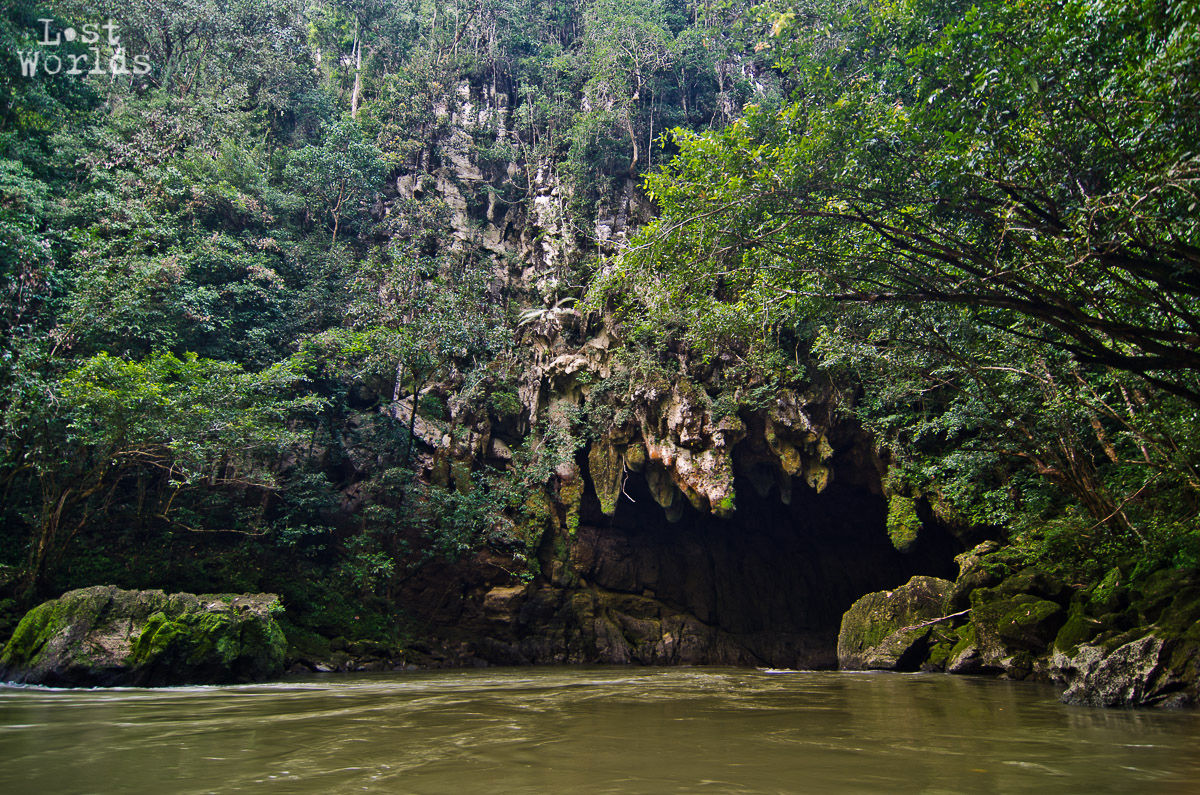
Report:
2,668,1199,794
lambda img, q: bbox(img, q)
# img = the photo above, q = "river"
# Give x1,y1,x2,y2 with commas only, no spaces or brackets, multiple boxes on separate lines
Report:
2,667,1199,793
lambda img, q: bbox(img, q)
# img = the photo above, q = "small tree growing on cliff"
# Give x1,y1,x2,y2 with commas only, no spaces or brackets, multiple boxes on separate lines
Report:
285,117,384,247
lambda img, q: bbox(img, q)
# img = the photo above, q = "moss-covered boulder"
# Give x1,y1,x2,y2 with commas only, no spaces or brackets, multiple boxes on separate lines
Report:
943,623,999,675
838,576,954,671
968,590,1065,677
994,567,1070,603
1053,611,1111,655
1047,568,1200,707
0,585,286,687
945,541,1002,611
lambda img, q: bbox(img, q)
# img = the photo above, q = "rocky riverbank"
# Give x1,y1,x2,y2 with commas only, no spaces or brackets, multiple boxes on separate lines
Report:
837,544,1200,707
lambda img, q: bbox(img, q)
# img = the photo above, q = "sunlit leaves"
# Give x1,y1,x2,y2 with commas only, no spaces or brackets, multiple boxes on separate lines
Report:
613,0,1200,541
60,351,322,486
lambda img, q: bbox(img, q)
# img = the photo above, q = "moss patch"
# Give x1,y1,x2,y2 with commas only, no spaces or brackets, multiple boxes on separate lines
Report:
0,600,61,670
1085,566,1128,615
948,623,977,660
714,493,735,518
0,587,287,686
886,495,922,553
1054,613,1106,654
131,612,184,664
558,478,584,535
971,591,1065,653
588,438,622,516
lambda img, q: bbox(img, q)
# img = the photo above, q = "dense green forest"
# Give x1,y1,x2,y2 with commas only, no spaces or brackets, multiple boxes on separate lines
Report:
613,0,1200,568
1,0,1197,658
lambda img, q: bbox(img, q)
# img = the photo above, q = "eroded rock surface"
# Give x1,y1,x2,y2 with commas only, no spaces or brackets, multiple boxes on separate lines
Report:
1053,636,1180,707
0,585,286,687
401,474,960,670
358,234,965,671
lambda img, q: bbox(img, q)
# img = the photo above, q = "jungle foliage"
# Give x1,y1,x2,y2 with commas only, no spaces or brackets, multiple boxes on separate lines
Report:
612,0,1200,580
0,0,765,643
1,0,1197,647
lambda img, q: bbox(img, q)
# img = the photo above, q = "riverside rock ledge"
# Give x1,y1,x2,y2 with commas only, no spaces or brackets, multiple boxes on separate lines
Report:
0,585,286,687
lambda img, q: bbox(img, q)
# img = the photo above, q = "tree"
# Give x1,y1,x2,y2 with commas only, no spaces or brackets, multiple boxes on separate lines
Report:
626,0,1200,403
3,351,321,594
51,0,313,105
342,244,511,462
610,0,1200,539
285,117,384,246
580,0,675,177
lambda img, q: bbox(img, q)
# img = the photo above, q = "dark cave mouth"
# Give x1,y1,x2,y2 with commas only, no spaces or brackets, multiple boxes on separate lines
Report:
567,467,964,667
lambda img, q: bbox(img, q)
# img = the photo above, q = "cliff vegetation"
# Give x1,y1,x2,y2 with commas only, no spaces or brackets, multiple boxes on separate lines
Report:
0,0,1196,688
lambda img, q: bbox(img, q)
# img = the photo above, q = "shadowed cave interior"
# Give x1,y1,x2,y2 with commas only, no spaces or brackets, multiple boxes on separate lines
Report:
560,467,963,668
409,431,967,670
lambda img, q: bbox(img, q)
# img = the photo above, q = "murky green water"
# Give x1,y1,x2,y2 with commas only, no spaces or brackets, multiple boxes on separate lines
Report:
2,668,1199,794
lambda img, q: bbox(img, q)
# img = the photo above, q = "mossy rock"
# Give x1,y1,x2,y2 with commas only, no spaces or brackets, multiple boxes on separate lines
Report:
587,438,622,516
1054,613,1109,655
949,623,977,660
947,569,1000,612
1129,568,1200,629
450,457,474,495
971,591,1065,660
803,460,830,493
282,623,336,663
772,438,802,476
996,567,1069,604
924,624,964,670
1002,650,1036,680
623,443,647,472
945,623,1001,675
559,478,585,535
1056,635,1181,707
713,492,736,518
521,488,559,547
1083,566,1129,615
885,495,922,553
0,585,286,687
837,575,954,671
926,639,954,669
1162,636,1200,689
1050,571,1200,707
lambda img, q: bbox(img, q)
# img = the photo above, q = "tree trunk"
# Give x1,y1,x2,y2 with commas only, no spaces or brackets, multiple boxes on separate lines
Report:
350,18,363,119
624,115,639,179
405,378,427,467
331,182,346,248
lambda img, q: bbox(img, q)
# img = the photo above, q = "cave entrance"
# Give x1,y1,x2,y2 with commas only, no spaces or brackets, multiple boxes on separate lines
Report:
568,469,962,668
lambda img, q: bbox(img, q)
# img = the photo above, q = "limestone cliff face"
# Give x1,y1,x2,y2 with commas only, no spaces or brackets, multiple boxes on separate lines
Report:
370,308,963,669
357,78,962,670
530,317,859,523
386,78,650,289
